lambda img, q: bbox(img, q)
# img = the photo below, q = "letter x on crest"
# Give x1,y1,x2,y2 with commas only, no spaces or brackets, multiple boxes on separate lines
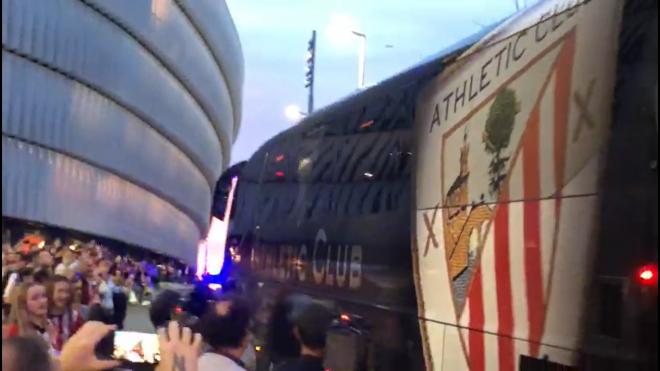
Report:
423,204,440,256
573,78,597,142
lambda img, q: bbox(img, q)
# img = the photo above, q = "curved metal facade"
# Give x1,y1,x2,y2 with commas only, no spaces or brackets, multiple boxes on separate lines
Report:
1,0,243,263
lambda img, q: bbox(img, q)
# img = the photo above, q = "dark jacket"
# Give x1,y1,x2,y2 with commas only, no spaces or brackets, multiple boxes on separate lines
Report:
274,355,324,371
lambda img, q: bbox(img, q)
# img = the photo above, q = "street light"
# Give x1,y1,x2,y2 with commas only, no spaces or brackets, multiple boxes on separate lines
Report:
326,14,367,89
285,104,307,122
351,30,366,89
305,31,316,113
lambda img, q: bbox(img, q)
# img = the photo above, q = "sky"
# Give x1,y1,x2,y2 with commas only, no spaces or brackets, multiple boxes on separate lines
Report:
226,0,526,164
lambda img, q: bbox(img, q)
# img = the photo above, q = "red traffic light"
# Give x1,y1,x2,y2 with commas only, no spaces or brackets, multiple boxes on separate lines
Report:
637,264,657,285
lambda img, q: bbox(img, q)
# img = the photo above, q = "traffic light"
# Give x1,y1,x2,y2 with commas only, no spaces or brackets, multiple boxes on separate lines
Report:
305,31,316,88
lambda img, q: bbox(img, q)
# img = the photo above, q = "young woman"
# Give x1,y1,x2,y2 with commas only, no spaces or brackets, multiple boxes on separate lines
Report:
3,281,55,353
47,275,84,352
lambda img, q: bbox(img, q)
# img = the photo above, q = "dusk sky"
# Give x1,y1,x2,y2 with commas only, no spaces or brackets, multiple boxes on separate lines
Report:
227,0,532,164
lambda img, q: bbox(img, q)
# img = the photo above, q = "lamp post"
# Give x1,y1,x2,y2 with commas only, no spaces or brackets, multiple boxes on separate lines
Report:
352,31,366,89
326,15,367,89
305,30,316,113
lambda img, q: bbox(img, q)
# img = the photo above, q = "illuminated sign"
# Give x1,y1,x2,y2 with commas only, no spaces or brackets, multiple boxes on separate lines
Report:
201,176,238,276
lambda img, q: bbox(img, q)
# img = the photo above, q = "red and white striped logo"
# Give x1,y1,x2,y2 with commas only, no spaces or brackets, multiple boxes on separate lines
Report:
453,31,576,371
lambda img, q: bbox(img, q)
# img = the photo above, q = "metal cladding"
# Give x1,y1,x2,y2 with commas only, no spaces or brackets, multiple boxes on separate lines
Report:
1,0,243,263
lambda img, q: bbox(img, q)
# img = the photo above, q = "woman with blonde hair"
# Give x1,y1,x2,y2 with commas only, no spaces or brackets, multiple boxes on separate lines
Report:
2,281,55,353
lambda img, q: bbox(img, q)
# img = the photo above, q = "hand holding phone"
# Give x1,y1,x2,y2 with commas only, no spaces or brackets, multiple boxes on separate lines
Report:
155,321,203,371
60,322,121,371
113,331,161,364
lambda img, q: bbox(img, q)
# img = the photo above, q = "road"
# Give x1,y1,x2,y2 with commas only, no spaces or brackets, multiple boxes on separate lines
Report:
123,283,194,333
124,304,154,333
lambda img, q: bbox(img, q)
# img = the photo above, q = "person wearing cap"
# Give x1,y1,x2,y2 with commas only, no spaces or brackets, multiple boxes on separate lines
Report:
274,302,334,371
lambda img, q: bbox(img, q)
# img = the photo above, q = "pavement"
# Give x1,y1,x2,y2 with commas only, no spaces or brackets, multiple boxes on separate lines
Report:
124,303,154,333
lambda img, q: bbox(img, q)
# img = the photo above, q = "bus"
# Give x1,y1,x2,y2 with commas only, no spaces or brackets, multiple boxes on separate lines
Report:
228,1,657,370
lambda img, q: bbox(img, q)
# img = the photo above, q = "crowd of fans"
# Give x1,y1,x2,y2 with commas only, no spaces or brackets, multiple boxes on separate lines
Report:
1,236,337,371
2,238,190,348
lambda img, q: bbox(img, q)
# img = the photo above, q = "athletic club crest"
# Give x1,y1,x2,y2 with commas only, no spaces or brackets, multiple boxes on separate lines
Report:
414,1,622,370
443,88,520,311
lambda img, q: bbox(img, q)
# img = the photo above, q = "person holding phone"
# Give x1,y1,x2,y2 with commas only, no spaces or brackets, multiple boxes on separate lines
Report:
3,321,203,371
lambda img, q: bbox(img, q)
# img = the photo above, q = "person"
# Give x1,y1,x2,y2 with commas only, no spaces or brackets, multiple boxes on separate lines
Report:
156,320,203,371
89,260,121,324
2,256,24,303
34,250,54,274
126,273,140,305
17,266,35,283
110,267,128,329
3,281,55,354
49,246,63,263
269,292,310,367
197,296,252,371
54,250,75,278
68,249,93,275
149,289,182,329
71,250,96,315
47,275,85,352
2,321,202,371
2,251,24,280
132,266,144,304
2,335,54,371
32,250,54,286
186,282,215,318
2,268,20,317
2,250,28,313
142,274,154,305
33,268,52,284
70,272,91,321
134,267,147,304
274,303,334,371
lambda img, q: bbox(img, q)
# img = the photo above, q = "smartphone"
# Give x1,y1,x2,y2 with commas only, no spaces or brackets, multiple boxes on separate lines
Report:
112,331,161,364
